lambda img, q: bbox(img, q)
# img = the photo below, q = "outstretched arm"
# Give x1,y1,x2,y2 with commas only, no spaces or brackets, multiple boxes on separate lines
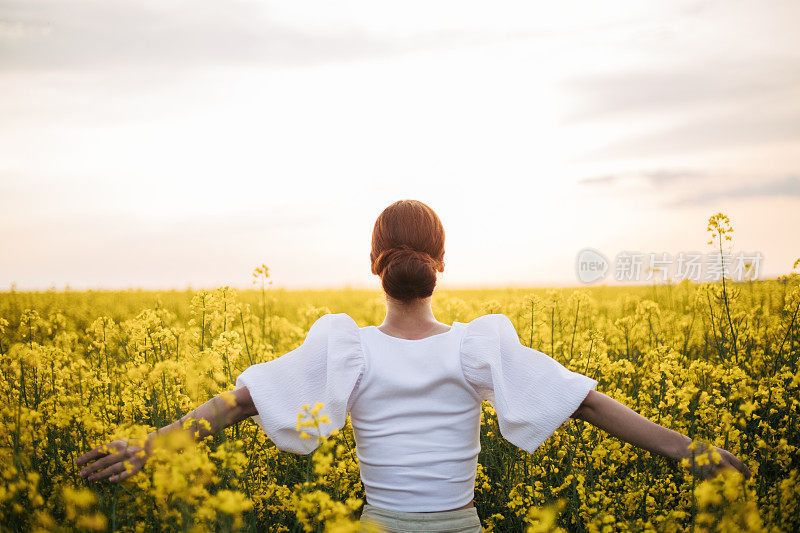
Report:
76,386,257,483
571,390,750,479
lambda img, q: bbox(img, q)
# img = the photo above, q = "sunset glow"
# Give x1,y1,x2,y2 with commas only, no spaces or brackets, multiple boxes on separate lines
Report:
2,0,798,290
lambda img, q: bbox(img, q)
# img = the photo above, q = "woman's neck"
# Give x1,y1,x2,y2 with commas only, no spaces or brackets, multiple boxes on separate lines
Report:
379,296,450,339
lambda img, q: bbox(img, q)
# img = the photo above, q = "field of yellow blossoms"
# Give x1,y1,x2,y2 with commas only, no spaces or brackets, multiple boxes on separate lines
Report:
2,258,799,530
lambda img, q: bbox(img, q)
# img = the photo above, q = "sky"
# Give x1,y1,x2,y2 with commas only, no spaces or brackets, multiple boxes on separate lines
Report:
1,0,799,291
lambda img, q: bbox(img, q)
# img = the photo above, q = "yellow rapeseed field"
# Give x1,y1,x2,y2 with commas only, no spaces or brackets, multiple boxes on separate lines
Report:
1,227,799,531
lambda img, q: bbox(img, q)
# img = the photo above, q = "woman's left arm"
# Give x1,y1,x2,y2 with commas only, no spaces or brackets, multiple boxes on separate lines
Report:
572,390,751,479
76,387,257,483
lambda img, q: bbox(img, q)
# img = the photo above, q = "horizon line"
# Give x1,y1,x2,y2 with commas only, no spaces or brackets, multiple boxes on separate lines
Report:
0,277,787,294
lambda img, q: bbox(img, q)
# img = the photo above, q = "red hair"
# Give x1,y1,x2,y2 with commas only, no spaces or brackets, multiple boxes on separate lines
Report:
370,200,445,302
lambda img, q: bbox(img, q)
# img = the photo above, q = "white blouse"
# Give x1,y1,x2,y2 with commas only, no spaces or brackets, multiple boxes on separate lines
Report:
236,313,597,512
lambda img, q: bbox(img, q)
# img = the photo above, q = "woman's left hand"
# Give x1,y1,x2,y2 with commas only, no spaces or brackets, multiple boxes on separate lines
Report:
76,439,148,483
682,444,752,480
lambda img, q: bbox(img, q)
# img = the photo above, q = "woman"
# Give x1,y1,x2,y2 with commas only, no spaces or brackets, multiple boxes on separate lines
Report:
77,199,749,532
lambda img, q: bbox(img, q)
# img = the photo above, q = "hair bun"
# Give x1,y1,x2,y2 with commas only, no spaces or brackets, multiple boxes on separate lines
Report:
370,199,446,302
374,245,443,301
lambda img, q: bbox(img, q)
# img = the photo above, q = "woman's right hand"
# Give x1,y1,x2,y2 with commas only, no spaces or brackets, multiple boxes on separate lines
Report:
680,444,751,480
76,439,148,484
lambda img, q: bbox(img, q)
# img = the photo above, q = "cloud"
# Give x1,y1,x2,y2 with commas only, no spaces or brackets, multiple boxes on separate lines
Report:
0,0,395,72
0,0,547,73
578,170,800,206
578,169,705,186
0,19,51,39
578,174,618,186
565,54,800,161
564,58,800,121
642,170,705,183
582,104,800,160
673,175,800,205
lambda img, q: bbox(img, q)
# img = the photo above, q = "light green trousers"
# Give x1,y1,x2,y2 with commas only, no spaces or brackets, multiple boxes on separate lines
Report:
360,504,483,533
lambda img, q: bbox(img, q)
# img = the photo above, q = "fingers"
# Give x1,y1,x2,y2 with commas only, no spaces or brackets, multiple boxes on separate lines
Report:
76,440,129,466
76,439,147,484
713,448,751,479
108,470,136,483
699,449,752,480
78,441,133,478
87,462,126,482
741,462,752,479
109,468,137,484
682,446,753,481
75,445,112,467
75,450,100,467
726,457,751,479
725,451,751,479
108,458,143,484
80,451,126,478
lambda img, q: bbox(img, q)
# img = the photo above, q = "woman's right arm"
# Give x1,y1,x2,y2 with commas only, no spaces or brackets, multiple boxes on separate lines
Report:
76,386,257,483
571,390,750,479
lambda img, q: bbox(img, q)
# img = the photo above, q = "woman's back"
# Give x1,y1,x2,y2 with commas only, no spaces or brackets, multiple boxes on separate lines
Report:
351,324,481,512
235,312,598,514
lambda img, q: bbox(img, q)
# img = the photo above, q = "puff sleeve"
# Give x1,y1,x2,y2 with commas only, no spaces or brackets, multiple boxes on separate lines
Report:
460,314,597,453
235,313,365,455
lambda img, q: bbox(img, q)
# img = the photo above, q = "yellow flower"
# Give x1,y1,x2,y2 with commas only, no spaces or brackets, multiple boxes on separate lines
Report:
221,391,237,407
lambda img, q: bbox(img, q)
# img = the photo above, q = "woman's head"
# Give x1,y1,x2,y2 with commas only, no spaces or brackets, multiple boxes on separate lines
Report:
370,200,445,302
